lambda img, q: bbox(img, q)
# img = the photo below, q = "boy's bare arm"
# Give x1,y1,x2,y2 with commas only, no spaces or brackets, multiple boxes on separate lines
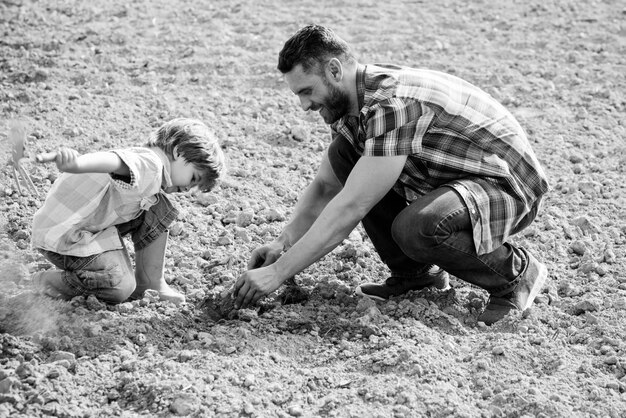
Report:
54,148,130,176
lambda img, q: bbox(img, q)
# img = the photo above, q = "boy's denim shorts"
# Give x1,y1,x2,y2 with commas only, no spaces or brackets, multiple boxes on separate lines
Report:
35,193,179,303
116,192,179,250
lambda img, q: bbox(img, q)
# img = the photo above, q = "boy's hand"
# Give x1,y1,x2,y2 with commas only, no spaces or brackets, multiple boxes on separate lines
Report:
53,148,81,172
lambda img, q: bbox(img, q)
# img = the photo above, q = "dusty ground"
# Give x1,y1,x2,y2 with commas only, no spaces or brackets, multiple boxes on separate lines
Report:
1,0,625,417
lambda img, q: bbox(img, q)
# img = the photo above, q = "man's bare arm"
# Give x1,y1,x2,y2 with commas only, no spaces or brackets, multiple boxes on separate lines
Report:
273,154,408,279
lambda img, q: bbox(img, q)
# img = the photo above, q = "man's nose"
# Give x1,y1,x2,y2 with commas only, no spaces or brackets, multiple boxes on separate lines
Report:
299,96,312,111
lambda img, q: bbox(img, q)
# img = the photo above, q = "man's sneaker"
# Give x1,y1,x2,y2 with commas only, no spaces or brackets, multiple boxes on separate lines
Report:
478,249,548,325
355,265,449,301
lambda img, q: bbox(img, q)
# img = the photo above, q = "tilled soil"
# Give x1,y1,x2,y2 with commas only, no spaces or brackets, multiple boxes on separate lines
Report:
1,0,625,417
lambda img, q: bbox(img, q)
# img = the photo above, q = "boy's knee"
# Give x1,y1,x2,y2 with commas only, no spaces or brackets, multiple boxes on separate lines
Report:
92,265,136,304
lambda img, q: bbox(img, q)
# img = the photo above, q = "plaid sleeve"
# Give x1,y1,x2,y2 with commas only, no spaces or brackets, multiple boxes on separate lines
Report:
363,98,431,157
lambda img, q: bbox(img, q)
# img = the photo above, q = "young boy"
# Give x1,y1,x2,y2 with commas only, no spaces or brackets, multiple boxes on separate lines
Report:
31,118,225,305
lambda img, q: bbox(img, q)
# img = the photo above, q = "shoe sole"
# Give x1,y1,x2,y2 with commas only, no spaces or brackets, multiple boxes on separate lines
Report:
354,271,450,302
521,262,548,310
354,286,387,302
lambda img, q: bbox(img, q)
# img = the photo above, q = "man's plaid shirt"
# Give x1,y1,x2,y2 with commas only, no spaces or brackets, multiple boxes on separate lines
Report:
332,64,549,255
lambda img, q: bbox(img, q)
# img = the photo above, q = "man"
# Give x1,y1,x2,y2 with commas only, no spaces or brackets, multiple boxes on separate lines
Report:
234,25,549,325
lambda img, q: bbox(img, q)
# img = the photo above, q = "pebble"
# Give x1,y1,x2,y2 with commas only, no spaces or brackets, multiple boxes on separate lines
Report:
144,289,160,302
569,241,587,256
0,377,18,394
236,208,255,227
169,395,196,416
266,208,285,222
290,126,309,142
49,351,75,364
196,193,218,207
177,350,196,362
603,248,616,264
169,222,184,237
85,295,107,311
116,302,134,314
492,346,505,356
573,298,601,314
579,262,598,274
475,359,489,370
217,236,232,246
287,404,304,416
243,374,255,387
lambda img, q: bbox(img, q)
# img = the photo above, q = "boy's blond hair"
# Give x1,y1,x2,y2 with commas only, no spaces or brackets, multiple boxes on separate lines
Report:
146,118,225,192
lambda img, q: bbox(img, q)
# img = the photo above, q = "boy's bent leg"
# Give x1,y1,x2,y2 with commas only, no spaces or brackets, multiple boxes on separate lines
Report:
122,193,184,305
132,231,185,305
35,249,136,303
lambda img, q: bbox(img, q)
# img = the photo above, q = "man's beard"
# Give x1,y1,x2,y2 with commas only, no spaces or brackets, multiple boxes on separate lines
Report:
319,77,350,124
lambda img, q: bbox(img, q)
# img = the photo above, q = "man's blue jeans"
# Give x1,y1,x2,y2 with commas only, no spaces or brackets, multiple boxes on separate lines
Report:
327,136,526,296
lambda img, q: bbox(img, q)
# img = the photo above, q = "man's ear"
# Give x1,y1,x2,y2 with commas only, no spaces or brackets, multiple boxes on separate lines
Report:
326,58,343,82
172,145,180,160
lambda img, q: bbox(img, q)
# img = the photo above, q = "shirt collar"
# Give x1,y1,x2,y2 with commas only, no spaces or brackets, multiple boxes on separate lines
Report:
148,147,173,189
331,64,368,134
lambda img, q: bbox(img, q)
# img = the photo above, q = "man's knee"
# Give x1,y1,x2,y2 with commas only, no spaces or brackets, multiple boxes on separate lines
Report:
391,208,442,255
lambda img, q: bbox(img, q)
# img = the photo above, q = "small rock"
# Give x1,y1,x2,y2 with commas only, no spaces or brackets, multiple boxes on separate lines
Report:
178,350,196,362
604,248,616,264
53,360,72,370
116,302,134,313
144,289,160,302
217,236,232,246
236,208,255,227
49,351,75,363
569,241,587,256
579,262,598,274
573,298,601,315
0,377,18,394
290,126,309,142
15,363,33,379
287,404,304,416
491,346,505,356
169,395,197,416
266,208,285,222
196,193,218,207
85,295,107,311
169,222,184,237
243,374,255,387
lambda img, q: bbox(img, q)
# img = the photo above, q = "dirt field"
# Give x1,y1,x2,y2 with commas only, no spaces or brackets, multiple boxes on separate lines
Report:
1,0,625,416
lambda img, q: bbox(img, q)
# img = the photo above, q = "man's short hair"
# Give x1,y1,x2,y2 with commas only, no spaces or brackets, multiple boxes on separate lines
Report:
278,25,354,74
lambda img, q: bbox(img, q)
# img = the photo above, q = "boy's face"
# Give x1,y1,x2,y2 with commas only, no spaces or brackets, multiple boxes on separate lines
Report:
165,153,203,193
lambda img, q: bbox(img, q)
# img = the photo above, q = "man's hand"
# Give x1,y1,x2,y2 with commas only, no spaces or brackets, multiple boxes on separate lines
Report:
248,241,284,269
233,265,285,309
